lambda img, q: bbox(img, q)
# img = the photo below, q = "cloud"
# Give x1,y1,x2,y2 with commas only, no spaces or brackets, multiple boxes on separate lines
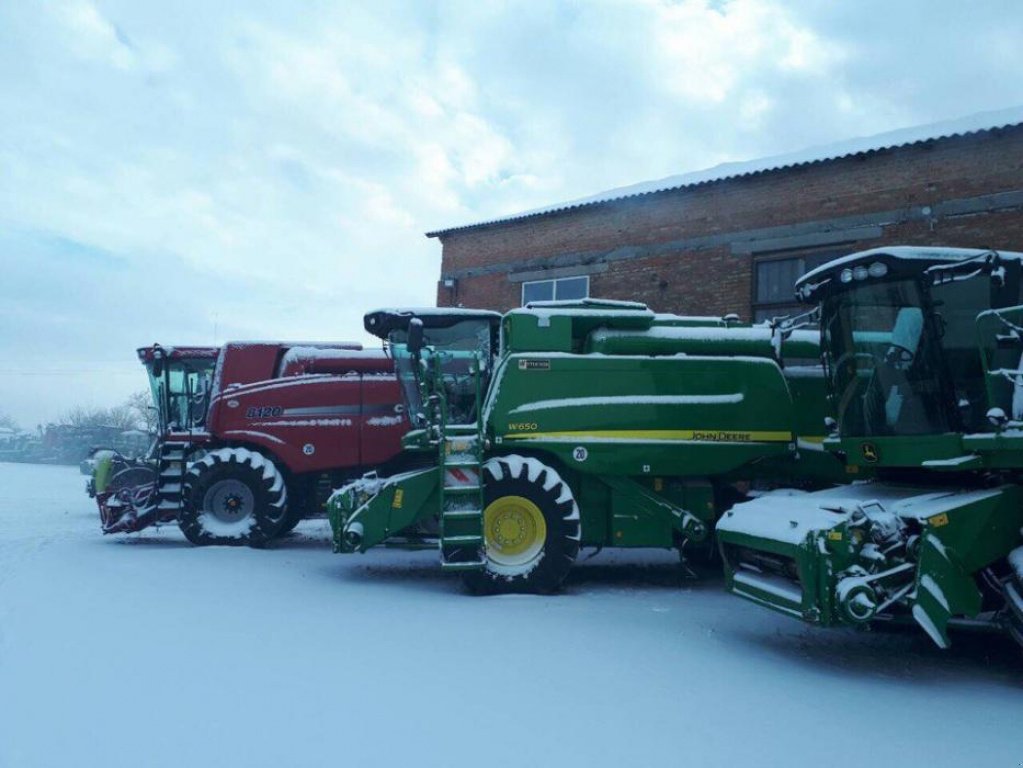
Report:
2,0,1023,425
49,0,174,73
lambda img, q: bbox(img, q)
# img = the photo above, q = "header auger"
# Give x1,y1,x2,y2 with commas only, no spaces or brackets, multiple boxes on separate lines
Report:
716,246,1023,651
329,299,849,594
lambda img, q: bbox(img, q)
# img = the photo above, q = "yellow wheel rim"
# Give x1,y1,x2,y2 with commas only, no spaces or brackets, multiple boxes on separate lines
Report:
483,495,547,572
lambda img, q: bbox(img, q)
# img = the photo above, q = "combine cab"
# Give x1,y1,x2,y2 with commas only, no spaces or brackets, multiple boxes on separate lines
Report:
330,300,848,593
717,246,1023,650
92,316,499,546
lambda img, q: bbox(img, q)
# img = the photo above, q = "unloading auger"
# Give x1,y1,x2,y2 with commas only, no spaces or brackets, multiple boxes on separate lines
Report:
717,246,1023,650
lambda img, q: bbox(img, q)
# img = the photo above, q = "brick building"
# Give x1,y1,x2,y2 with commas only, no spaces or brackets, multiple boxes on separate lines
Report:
428,107,1023,321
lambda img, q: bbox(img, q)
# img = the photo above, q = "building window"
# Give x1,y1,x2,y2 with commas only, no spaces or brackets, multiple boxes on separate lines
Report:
521,275,589,305
752,248,848,322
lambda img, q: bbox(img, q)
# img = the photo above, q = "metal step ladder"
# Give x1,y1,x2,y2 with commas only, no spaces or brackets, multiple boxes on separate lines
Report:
439,424,486,571
434,350,487,572
155,440,189,515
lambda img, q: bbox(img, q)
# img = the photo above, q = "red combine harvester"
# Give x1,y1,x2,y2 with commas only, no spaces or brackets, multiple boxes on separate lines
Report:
92,310,501,547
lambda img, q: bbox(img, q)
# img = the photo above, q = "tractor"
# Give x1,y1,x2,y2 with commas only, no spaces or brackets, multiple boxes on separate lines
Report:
91,310,500,547
329,299,849,593
716,246,1023,650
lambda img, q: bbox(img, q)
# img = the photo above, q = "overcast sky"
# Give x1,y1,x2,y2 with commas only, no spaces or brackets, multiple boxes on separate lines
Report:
3,0,1023,428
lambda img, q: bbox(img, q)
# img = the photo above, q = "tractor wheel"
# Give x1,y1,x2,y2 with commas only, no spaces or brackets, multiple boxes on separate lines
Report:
1007,547,1023,650
179,448,288,547
277,505,305,536
463,455,580,595
277,477,315,535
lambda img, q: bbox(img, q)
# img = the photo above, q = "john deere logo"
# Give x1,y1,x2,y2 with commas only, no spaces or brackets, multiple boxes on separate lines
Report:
861,442,879,463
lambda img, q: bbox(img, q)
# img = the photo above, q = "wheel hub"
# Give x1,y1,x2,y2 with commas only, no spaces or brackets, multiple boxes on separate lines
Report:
484,495,547,569
203,479,254,524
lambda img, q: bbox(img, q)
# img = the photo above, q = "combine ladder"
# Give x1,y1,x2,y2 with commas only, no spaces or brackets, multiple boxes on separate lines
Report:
155,440,189,516
439,425,486,571
436,352,488,572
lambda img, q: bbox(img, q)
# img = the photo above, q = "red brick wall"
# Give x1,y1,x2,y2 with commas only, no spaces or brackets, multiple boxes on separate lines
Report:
434,127,1023,317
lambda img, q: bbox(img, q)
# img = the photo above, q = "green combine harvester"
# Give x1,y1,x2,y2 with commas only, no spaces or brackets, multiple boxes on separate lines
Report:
717,246,1023,650
329,300,849,594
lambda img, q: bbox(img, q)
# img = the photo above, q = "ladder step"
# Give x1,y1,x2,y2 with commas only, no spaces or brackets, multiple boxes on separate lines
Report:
445,460,481,469
443,509,482,519
443,484,481,493
441,560,486,572
160,482,182,495
443,535,483,545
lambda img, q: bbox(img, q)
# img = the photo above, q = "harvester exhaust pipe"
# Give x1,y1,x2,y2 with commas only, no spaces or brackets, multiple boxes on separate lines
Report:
343,521,364,550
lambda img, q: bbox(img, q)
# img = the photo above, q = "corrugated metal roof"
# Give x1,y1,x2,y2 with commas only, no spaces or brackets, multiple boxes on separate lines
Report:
426,105,1023,238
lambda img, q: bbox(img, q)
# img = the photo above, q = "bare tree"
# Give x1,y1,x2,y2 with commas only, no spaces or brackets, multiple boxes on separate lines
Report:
60,405,139,431
0,411,18,431
126,390,158,433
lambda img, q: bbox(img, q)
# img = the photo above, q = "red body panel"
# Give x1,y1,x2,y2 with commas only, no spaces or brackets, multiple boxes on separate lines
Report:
98,342,407,535
208,374,405,472
203,343,406,473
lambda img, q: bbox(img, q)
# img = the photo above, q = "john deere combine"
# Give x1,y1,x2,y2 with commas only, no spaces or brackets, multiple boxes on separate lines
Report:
717,246,1023,650
330,300,847,593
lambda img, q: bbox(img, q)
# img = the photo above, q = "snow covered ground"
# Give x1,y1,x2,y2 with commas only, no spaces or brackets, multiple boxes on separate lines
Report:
1,462,1020,768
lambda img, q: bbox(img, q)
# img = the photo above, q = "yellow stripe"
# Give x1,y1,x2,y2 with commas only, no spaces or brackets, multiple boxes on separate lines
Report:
504,429,793,442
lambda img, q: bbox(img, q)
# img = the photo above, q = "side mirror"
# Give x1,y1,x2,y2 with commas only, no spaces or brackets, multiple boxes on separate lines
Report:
151,345,165,376
407,318,425,357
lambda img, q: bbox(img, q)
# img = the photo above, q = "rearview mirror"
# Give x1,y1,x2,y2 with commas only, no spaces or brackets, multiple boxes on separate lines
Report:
151,344,165,376
407,318,425,357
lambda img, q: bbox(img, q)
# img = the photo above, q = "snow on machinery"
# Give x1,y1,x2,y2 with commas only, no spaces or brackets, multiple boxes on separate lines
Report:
329,299,850,594
91,316,499,547
717,246,1023,650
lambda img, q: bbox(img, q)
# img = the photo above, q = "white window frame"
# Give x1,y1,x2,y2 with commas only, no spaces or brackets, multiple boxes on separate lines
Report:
521,275,590,306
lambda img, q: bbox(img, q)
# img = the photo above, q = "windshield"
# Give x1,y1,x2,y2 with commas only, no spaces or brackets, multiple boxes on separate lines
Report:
823,279,951,436
388,318,495,428
148,357,218,432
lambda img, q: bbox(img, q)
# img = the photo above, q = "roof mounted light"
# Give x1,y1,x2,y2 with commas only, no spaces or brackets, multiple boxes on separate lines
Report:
853,266,869,281
868,261,888,278
839,268,854,283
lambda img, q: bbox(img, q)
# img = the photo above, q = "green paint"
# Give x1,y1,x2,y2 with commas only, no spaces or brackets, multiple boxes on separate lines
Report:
718,246,1023,649
329,299,846,588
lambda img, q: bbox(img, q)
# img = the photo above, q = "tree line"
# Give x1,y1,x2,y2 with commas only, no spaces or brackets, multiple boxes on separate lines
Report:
0,390,157,435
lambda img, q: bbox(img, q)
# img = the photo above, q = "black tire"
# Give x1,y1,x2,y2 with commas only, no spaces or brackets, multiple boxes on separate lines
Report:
1007,547,1023,650
179,448,288,547
462,455,580,595
277,476,315,535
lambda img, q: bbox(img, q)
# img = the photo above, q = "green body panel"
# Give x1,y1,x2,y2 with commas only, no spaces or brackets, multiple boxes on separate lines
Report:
487,353,798,478
718,483,1023,646
329,299,847,571
831,434,973,469
92,451,116,494
717,247,1023,647
598,475,709,547
329,467,440,552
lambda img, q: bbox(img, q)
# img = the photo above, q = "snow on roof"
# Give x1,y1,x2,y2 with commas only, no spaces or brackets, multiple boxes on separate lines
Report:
367,307,501,317
797,245,1023,288
279,346,386,367
427,105,1023,237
